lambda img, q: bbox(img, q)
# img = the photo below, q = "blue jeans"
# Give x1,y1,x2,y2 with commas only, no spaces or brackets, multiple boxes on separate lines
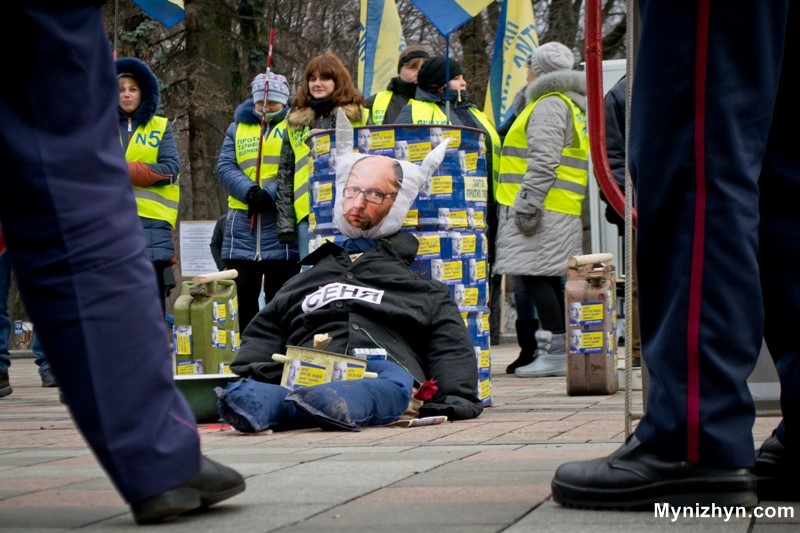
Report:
216,359,414,432
0,254,49,375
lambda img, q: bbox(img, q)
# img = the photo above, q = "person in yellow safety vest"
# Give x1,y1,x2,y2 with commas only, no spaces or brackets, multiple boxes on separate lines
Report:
216,72,300,332
116,57,181,316
395,54,501,207
275,52,366,258
395,54,503,342
365,44,430,126
493,42,589,379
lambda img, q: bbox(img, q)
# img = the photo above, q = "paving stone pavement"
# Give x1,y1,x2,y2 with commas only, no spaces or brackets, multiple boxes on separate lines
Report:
0,344,796,531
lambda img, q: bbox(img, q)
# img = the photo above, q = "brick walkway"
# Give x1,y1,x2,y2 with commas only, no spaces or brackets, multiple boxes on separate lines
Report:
0,345,794,531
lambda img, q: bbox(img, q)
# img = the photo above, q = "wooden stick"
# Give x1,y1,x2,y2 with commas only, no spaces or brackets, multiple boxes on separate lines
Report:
192,269,238,284
568,253,614,268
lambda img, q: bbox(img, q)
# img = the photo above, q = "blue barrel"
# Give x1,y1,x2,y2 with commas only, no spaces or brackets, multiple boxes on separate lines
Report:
306,124,493,407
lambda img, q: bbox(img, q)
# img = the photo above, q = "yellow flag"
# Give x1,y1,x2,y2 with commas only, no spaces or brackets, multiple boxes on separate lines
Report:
484,0,539,127
358,0,406,98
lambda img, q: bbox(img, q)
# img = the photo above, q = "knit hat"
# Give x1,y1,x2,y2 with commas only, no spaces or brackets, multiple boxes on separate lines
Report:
527,42,575,76
397,44,430,73
416,56,463,93
251,72,290,104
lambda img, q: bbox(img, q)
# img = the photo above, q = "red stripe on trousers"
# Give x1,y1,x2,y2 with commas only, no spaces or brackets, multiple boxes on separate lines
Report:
687,0,711,463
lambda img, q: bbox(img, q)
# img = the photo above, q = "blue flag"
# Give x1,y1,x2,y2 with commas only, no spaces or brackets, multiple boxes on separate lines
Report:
358,0,406,98
409,0,493,36
133,0,185,29
484,0,539,127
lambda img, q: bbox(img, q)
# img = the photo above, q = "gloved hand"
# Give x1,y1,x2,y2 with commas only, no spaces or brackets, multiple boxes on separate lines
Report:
246,186,273,217
513,188,542,236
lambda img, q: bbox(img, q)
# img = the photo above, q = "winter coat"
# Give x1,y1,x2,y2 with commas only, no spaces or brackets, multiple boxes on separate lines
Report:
116,57,180,264
230,231,484,421
216,100,298,262
600,75,627,232
364,76,417,125
209,215,226,270
275,103,364,243
494,70,588,277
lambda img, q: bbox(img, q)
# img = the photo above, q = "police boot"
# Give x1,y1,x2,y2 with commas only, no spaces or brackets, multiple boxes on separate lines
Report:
506,319,539,374
515,330,567,377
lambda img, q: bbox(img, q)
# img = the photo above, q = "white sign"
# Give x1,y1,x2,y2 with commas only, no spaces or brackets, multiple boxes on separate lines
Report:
179,220,218,277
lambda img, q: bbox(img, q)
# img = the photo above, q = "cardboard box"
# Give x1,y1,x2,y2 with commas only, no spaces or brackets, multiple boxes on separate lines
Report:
274,346,371,391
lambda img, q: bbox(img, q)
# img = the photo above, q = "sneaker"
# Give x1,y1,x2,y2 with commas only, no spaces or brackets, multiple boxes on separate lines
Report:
130,456,245,524
754,431,800,501
0,372,11,398
551,435,757,510
40,367,58,388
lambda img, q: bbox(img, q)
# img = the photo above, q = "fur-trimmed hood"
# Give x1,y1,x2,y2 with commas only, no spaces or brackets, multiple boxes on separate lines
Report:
286,102,363,130
233,99,288,127
115,57,160,123
525,70,587,112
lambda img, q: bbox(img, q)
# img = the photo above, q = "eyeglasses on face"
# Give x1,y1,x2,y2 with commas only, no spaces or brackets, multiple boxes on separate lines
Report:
342,186,397,205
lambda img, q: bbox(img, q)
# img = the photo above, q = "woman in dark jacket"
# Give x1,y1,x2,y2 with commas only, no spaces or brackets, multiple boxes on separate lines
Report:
216,72,300,331
116,57,180,314
275,52,365,258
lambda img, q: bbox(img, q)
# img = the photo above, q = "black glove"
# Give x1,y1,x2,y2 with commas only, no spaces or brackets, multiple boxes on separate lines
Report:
246,186,273,217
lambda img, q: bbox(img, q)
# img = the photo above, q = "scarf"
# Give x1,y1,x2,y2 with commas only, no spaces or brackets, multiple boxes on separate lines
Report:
309,97,335,118
342,237,379,254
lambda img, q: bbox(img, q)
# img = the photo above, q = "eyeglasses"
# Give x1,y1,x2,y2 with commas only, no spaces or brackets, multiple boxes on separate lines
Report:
342,186,397,205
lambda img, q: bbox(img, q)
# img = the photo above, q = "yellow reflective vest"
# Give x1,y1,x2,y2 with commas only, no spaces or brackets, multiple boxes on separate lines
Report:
125,116,180,226
497,93,589,215
369,91,393,125
229,121,286,210
407,100,501,186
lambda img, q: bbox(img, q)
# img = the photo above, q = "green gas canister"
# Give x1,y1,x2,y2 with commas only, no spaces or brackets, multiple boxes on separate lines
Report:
172,269,240,375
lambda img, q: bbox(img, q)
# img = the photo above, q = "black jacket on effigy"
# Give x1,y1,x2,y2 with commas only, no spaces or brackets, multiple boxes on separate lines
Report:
230,231,484,421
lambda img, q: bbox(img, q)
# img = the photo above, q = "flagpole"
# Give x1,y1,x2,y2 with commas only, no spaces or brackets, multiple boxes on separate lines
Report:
249,5,278,238
113,0,119,59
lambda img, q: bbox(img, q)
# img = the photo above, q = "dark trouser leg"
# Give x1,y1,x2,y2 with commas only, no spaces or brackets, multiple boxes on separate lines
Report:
225,260,263,333
0,2,200,502
631,0,787,467
261,260,301,305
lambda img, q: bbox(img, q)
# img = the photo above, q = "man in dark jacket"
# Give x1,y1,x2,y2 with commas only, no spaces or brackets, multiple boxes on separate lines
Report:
216,154,483,432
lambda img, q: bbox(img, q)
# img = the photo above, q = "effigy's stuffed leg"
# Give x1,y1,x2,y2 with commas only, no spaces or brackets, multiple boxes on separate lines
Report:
286,359,414,431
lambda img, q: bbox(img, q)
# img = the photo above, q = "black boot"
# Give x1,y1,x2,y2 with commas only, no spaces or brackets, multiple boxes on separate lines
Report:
506,319,539,374
0,372,11,398
551,435,757,509
130,456,246,524
754,431,800,501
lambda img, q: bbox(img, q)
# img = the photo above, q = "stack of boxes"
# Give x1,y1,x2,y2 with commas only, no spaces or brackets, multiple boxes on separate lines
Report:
307,125,493,407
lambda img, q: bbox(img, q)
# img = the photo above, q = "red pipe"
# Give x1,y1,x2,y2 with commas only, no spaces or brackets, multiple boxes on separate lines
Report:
585,0,636,228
